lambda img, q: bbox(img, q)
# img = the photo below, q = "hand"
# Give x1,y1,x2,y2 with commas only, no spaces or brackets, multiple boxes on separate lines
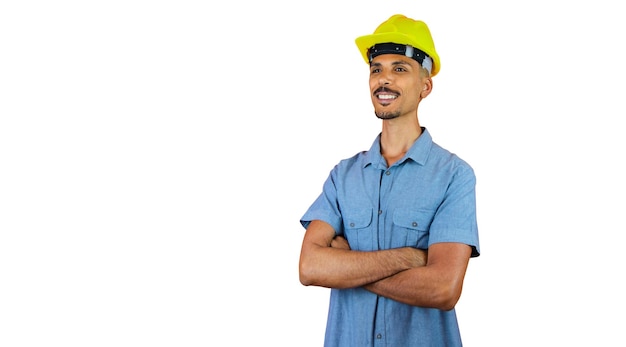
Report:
330,235,351,250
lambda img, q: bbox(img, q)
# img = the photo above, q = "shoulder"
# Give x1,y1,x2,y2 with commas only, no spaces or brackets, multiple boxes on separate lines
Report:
333,150,369,173
429,141,475,178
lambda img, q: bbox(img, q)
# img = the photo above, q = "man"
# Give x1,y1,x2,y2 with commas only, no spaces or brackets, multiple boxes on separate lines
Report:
298,14,480,346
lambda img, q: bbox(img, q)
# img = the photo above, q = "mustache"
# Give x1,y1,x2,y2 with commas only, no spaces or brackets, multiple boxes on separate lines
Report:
374,86,399,95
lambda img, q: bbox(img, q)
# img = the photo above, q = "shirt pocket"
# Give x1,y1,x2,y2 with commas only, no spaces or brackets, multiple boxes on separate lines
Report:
343,208,375,251
391,209,434,249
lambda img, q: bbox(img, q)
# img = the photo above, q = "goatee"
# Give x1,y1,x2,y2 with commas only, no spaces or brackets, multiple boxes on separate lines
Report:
375,111,401,120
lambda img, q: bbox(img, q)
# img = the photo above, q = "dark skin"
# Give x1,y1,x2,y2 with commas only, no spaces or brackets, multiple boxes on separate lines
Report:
298,54,472,310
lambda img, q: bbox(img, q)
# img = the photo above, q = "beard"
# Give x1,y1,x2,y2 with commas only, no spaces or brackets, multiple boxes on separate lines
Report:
375,110,401,120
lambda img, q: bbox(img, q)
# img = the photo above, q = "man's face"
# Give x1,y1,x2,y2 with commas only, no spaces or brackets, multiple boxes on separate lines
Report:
368,54,427,120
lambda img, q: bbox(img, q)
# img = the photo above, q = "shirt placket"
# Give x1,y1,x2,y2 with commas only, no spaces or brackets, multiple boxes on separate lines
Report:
374,166,394,346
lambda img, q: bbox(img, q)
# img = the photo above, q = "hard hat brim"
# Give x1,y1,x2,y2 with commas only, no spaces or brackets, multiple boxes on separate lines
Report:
355,32,440,76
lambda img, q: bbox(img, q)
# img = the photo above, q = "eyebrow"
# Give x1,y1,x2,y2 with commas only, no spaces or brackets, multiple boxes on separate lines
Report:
370,60,413,68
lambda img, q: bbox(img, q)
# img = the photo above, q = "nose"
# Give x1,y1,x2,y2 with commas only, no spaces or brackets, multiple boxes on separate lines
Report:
378,70,392,86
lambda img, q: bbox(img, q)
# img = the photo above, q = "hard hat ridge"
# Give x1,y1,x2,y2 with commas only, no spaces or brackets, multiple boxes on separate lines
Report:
355,14,441,77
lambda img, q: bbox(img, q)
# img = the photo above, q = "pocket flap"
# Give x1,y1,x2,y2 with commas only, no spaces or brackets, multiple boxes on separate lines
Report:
344,209,373,229
393,209,434,230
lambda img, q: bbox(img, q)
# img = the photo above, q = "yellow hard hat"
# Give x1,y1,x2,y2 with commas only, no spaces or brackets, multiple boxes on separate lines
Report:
355,14,441,77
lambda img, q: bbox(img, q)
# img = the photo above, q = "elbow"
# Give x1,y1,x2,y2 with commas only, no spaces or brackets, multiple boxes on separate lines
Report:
299,257,334,287
299,272,313,287
437,296,460,311
298,259,315,286
429,283,463,311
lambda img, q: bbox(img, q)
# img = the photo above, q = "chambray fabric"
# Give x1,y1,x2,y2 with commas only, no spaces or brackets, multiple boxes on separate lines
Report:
300,128,480,347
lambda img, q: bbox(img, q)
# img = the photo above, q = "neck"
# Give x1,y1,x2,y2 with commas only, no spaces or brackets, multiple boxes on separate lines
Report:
380,118,422,166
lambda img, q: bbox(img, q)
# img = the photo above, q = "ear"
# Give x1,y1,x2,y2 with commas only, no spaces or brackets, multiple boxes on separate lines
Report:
420,78,433,98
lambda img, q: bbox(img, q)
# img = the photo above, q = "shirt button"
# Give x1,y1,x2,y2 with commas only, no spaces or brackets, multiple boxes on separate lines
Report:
412,221,418,227
376,333,382,339
385,171,391,175
350,222,355,227
378,210,383,215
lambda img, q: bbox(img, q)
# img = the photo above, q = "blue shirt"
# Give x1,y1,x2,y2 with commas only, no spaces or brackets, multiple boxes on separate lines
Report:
300,128,480,347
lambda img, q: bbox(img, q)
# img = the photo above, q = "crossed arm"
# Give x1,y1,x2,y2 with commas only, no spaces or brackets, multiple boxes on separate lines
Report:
298,220,472,311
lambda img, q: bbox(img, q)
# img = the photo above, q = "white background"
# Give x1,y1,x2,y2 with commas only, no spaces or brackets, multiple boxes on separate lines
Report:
1,1,625,346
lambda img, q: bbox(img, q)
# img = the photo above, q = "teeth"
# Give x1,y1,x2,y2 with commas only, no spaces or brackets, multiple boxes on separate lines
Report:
378,94,397,100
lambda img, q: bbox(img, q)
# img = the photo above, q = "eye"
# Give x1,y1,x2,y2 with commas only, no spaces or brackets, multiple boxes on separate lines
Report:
394,66,407,72
370,67,381,74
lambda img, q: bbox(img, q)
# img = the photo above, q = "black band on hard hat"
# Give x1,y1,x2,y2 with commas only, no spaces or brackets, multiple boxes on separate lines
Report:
367,42,429,66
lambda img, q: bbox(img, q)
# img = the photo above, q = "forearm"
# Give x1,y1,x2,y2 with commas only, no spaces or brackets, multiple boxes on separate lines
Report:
299,244,420,289
364,267,455,309
364,243,471,310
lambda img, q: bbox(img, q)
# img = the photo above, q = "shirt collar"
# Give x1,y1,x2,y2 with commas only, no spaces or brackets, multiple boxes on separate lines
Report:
364,127,433,168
